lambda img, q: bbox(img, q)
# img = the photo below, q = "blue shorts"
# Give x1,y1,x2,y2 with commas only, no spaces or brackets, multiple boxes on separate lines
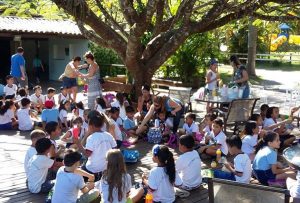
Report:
62,77,77,88
253,168,276,185
0,122,12,130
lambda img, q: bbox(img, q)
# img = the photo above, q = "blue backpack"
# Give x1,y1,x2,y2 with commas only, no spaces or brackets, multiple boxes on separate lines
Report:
147,127,162,144
121,149,139,163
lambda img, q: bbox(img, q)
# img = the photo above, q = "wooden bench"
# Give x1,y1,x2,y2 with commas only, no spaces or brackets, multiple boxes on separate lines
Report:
207,178,290,203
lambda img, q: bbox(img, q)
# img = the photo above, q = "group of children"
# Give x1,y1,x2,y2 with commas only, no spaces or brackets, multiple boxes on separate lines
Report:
1,72,299,202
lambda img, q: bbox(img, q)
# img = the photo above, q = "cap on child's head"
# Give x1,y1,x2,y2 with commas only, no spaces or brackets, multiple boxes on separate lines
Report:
63,149,82,167
209,58,218,65
109,107,120,113
45,100,54,109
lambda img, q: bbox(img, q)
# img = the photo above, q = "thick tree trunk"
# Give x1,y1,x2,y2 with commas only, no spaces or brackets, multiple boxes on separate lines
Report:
247,18,257,76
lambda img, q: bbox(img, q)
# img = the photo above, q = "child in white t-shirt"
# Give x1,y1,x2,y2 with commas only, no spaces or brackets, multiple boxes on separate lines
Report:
0,99,18,130
213,135,252,183
58,100,71,130
98,149,144,203
142,145,182,203
73,101,85,120
4,75,17,98
154,110,173,137
111,92,129,120
24,130,46,176
182,113,199,139
74,112,117,182
17,98,35,131
200,113,217,141
241,120,259,161
27,138,55,193
95,96,107,114
58,86,72,104
287,171,300,200
109,107,123,148
30,85,44,113
176,135,202,190
51,149,100,203
61,117,86,148
199,118,228,156
44,87,56,106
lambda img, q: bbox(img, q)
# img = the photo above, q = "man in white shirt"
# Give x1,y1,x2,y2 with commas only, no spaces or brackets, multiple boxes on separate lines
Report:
176,135,202,190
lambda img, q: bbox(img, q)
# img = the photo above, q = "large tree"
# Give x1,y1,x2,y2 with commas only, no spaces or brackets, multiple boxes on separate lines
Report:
50,0,300,93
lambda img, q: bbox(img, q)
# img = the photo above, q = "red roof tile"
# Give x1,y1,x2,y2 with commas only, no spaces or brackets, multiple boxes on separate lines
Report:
0,16,82,36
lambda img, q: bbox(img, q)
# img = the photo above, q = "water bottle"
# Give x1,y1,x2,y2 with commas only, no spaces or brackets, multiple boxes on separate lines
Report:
145,192,153,203
216,149,222,163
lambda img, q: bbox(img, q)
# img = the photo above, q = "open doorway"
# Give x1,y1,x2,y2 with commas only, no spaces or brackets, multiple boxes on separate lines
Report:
0,39,11,83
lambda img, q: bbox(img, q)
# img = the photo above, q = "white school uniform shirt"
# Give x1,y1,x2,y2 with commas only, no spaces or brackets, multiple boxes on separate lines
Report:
183,122,199,135
99,173,131,203
263,118,276,130
205,70,217,91
66,127,86,142
59,109,68,122
24,146,37,176
4,84,17,96
176,150,202,188
27,154,54,193
148,167,182,203
287,171,300,198
51,166,85,203
30,93,45,104
111,100,127,120
17,108,33,131
234,153,252,183
207,131,228,155
110,118,123,141
0,109,14,124
59,93,71,102
203,125,212,135
241,134,258,155
85,131,117,173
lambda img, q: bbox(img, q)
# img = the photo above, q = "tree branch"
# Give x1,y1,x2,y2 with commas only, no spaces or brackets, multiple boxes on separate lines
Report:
252,12,300,21
153,0,165,36
119,0,140,26
95,0,129,38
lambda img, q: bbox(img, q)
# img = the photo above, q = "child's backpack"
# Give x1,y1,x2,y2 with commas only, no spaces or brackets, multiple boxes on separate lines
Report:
167,133,178,149
147,127,162,144
121,149,139,163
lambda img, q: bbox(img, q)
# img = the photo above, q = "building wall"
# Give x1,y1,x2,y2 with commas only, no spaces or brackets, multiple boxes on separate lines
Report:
48,38,88,81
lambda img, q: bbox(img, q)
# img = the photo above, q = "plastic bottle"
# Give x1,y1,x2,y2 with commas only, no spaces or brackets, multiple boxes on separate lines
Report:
212,88,217,97
216,149,222,163
145,192,153,203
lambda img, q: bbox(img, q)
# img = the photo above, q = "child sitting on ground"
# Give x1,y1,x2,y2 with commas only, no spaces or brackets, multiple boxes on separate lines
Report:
98,149,144,203
0,99,18,130
30,85,44,113
16,87,30,102
287,171,300,201
82,108,91,132
24,130,46,177
41,100,59,129
95,96,107,114
176,135,202,190
252,131,296,186
109,107,124,148
61,117,86,148
75,112,117,182
249,113,266,138
260,104,269,121
182,113,200,141
214,135,252,183
154,110,172,137
58,86,72,104
58,100,71,130
4,75,17,99
263,106,296,148
51,149,100,203
241,120,259,161
27,138,55,193
142,145,182,203
199,113,217,139
199,118,228,157
73,101,85,120
45,121,64,163
44,87,56,106
111,92,129,120
17,98,36,131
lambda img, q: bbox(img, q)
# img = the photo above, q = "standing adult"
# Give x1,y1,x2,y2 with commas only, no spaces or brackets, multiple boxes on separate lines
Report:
136,96,183,135
230,55,250,98
79,52,102,110
33,54,45,84
136,84,153,121
59,56,82,102
10,47,28,88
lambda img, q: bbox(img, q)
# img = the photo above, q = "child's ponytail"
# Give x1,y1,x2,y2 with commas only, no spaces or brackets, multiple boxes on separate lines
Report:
153,145,176,184
255,131,278,154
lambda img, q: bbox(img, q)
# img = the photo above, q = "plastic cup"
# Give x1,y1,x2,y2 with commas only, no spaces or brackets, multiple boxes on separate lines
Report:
73,125,79,139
